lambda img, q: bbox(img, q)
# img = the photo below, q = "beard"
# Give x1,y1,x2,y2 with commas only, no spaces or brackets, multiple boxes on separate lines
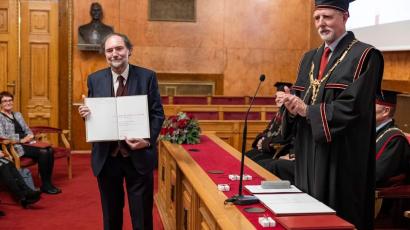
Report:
318,29,335,44
109,58,128,69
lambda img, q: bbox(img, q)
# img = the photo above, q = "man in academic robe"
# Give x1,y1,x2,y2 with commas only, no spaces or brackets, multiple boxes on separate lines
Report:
245,82,293,165
79,33,164,230
275,0,384,229
375,90,410,188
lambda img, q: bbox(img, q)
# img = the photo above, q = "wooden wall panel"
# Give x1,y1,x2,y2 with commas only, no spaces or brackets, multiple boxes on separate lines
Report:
20,0,59,127
383,51,410,92
30,44,49,96
0,42,8,88
58,0,70,133
0,0,18,108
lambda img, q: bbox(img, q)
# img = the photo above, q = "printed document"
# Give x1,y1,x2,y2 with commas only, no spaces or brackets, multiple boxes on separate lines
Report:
85,95,150,142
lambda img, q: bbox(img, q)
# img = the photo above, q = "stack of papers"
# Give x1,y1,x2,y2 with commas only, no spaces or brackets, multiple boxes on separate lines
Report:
245,185,302,194
254,193,336,216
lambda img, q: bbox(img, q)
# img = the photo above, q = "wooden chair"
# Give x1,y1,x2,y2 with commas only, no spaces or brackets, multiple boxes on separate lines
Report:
0,137,37,170
30,126,72,179
375,174,410,230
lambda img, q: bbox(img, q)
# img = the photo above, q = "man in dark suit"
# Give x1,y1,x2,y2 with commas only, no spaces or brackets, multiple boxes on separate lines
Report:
79,33,164,230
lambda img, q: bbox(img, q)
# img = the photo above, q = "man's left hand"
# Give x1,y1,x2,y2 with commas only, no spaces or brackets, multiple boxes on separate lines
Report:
125,137,150,150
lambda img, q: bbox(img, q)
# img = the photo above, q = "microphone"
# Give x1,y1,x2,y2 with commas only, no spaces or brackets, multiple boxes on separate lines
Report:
225,74,265,205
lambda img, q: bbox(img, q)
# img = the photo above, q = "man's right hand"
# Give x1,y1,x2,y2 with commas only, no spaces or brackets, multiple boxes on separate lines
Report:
256,138,264,150
275,86,291,107
78,95,91,118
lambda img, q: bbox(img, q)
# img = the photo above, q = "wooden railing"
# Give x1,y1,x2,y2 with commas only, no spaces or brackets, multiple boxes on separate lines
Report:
161,95,277,105
164,104,279,121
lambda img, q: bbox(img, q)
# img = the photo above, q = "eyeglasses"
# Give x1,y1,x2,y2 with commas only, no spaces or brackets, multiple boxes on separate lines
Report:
1,99,13,103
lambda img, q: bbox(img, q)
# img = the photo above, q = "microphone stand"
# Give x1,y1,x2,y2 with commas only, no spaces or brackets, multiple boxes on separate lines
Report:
226,75,265,205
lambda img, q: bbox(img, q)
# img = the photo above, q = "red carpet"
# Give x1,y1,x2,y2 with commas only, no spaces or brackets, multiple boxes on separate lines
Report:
0,155,164,230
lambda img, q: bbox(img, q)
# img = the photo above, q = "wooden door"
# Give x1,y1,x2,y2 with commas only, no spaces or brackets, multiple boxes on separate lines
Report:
0,0,19,108
20,0,59,127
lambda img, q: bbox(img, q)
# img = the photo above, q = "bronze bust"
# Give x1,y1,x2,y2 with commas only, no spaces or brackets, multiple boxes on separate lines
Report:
78,2,113,47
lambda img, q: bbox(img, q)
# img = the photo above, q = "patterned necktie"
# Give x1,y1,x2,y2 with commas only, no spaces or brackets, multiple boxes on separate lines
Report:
116,75,125,97
318,47,331,80
113,75,129,157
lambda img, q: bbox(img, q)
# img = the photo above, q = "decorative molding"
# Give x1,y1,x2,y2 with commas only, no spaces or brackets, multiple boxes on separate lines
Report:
30,43,49,97
0,42,7,87
68,0,73,140
0,9,8,32
30,10,49,33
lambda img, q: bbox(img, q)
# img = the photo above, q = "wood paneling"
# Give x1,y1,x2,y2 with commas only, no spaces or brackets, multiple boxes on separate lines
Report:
20,0,59,127
0,0,18,108
383,51,410,92
58,0,70,132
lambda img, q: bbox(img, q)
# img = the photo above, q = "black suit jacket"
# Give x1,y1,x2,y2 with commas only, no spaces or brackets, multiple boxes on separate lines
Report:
87,64,165,176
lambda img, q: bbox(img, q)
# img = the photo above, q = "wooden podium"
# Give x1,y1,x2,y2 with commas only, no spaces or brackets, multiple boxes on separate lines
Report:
155,134,278,230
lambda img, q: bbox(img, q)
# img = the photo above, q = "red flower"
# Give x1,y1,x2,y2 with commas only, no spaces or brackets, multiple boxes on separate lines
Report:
177,119,188,128
170,115,178,122
160,128,167,135
168,127,175,134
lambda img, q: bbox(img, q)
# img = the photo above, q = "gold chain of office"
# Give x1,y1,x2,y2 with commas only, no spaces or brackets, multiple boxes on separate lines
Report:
303,39,358,104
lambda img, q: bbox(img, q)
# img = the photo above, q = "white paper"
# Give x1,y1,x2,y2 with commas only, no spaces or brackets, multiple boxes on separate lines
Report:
245,185,302,194
255,193,335,215
85,95,150,142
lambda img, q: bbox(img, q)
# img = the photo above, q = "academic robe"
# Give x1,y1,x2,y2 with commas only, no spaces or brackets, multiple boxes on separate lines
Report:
245,110,293,164
375,120,410,188
282,32,384,230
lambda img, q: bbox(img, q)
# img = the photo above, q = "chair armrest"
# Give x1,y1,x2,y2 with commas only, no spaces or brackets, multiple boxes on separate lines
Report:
377,185,410,199
30,126,62,134
0,141,21,169
0,141,13,161
60,130,71,149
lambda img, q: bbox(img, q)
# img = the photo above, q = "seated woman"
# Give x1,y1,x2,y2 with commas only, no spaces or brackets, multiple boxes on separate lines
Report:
0,91,61,194
0,151,41,208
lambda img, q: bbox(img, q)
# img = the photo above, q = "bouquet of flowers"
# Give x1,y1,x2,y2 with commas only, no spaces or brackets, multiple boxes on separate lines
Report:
159,112,201,144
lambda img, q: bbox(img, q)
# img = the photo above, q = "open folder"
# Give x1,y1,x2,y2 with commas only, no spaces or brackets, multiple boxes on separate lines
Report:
84,95,150,142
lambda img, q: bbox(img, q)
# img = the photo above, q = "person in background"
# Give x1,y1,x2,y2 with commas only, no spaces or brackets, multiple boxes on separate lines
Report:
374,90,410,188
0,151,41,208
78,33,164,230
245,82,293,166
0,91,61,195
276,0,384,229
